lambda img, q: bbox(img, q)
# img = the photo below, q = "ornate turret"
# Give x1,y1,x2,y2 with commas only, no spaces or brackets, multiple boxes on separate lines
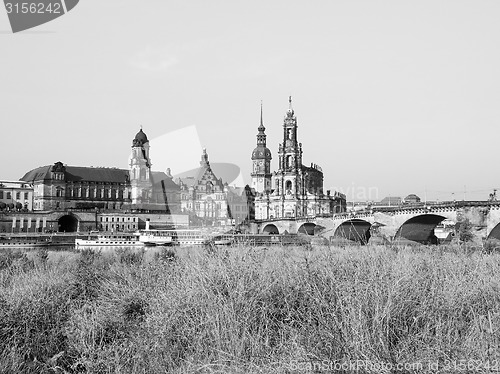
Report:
128,127,152,204
252,102,272,161
133,128,149,147
251,102,272,193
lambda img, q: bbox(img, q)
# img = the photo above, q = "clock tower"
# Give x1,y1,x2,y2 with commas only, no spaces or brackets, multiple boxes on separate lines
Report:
251,102,272,193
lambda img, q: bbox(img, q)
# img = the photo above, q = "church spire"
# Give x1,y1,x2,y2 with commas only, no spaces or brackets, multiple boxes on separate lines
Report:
287,96,294,116
258,100,265,133
256,101,267,147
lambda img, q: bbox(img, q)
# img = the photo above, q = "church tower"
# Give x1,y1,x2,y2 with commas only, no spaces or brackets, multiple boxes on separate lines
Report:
275,97,303,199
129,128,153,205
251,102,272,193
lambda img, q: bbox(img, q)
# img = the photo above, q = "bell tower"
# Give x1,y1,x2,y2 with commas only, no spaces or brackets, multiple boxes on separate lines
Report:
275,96,303,199
251,102,272,193
129,127,152,205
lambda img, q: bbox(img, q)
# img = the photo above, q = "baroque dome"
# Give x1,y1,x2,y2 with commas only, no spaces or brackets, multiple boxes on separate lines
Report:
133,128,149,146
252,146,272,160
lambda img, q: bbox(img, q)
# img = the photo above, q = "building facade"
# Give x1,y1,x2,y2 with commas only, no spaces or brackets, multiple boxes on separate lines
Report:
254,98,346,220
20,129,181,213
0,181,34,211
177,149,253,226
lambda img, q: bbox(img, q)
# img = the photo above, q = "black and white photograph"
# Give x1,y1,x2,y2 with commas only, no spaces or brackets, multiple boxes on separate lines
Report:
1,1,500,373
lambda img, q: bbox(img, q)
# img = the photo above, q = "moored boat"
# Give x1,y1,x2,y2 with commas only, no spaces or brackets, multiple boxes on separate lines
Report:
138,229,210,246
0,234,53,249
137,229,173,246
75,232,144,248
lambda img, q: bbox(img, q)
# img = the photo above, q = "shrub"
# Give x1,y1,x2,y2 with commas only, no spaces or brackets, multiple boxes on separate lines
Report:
483,239,500,254
154,247,177,263
455,218,474,243
118,248,144,266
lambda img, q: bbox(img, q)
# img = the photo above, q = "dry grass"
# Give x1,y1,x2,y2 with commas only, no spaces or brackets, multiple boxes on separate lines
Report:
0,244,499,373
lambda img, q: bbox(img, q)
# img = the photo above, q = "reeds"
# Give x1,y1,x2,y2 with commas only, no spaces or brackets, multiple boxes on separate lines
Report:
0,245,499,373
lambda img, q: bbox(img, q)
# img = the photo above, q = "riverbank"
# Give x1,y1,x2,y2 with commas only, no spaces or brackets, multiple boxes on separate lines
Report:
0,244,499,373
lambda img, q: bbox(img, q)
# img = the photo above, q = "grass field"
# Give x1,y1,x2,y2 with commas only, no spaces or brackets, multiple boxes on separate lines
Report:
0,244,499,373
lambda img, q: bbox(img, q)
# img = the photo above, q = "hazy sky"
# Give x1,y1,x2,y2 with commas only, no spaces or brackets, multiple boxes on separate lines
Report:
1,0,499,202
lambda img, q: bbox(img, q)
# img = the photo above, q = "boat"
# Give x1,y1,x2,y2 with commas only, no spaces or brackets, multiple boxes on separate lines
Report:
211,233,235,246
0,234,53,249
75,232,144,248
172,229,211,246
137,229,174,246
137,229,210,246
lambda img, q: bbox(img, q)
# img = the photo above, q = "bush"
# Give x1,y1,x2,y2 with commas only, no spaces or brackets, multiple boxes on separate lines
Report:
455,218,474,243
154,247,177,263
118,248,144,266
483,239,500,253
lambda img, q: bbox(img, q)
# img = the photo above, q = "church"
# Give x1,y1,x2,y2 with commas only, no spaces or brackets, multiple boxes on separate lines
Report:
20,99,345,226
252,98,346,219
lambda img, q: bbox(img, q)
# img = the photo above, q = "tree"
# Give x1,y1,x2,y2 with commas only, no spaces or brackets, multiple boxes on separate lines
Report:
0,202,6,211
15,202,23,211
455,218,474,243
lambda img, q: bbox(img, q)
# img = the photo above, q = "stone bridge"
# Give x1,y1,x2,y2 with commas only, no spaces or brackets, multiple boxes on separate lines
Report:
254,202,500,244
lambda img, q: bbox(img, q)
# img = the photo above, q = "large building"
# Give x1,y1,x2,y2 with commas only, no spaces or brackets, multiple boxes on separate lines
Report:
252,98,346,219
177,149,254,226
20,129,181,213
18,129,250,228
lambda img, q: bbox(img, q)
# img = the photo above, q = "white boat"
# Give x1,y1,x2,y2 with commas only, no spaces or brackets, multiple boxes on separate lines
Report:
173,229,211,246
75,233,144,248
138,229,174,246
138,229,210,246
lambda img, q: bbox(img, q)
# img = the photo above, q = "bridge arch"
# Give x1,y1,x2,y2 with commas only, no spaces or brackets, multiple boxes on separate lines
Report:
58,214,79,232
334,219,371,244
395,214,445,244
262,224,280,235
298,222,316,235
488,223,500,240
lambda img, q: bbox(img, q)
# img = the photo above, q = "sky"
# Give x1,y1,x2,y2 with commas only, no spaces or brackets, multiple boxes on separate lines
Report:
1,0,499,202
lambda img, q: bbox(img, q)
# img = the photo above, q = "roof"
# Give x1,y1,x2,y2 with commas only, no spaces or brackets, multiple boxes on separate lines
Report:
151,172,180,190
21,165,125,184
64,166,130,183
404,194,421,201
252,146,272,160
133,129,149,146
175,162,240,188
380,196,402,205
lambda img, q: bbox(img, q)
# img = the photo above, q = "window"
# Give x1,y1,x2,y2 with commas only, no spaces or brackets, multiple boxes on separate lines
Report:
24,192,29,200
0,191,3,199
16,192,20,200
